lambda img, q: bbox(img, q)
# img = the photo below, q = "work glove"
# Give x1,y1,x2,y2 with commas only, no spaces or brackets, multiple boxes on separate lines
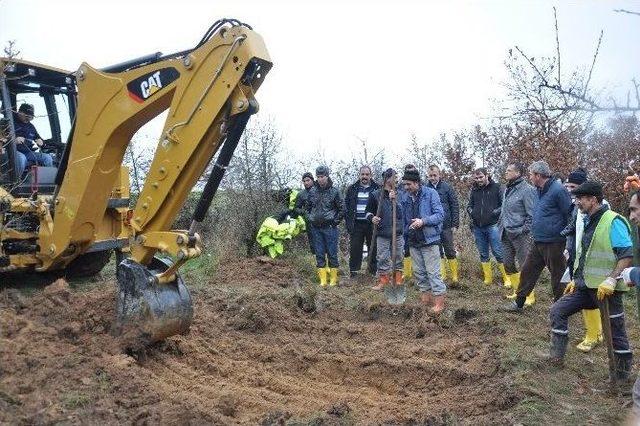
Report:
622,267,636,287
596,277,617,301
563,281,576,295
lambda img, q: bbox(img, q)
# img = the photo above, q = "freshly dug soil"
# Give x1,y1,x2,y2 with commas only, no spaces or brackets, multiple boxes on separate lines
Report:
1,258,521,425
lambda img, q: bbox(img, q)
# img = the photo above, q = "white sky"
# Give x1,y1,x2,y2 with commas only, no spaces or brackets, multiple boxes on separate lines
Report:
1,0,639,162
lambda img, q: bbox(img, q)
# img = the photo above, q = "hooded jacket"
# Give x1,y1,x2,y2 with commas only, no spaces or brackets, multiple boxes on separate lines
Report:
305,178,345,227
467,178,502,228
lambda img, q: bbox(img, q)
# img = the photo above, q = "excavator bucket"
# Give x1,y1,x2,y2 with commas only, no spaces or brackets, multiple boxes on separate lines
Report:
115,257,193,344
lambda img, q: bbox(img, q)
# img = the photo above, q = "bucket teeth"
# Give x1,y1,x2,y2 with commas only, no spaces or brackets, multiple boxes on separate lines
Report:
116,257,193,345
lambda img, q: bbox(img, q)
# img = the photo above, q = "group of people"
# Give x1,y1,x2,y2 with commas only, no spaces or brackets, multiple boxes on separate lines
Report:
295,159,640,384
297,163,457,314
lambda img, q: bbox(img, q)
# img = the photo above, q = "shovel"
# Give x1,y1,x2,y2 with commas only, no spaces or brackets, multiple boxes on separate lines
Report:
384,177,406,305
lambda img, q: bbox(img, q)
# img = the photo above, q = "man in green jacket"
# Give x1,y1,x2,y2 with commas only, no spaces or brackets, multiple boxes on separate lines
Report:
548,181,633,379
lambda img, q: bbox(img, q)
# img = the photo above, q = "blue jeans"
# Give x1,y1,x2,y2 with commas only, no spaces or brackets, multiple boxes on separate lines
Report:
410,244,446,295
311,225,339,268
472,224,503,263
16,152,27,175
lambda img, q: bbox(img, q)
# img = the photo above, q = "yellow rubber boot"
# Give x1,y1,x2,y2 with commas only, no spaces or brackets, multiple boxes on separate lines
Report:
506,273,520,300
497,263,511,288
325,256,330,277
481,262,493,285
403,257,412,278
317,268,328,287
440,258,448,280
448,258,459,285
577,309,603,352
329,268,339,287
524,290,536,306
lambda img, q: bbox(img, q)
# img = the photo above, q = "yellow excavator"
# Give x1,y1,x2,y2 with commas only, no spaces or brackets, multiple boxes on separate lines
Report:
0,18,271,343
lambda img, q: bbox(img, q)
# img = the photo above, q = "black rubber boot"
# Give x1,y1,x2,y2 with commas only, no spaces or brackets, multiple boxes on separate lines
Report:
548,333,568,366
615,354,633,381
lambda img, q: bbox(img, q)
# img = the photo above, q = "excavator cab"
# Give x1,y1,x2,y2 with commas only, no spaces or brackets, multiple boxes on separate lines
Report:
0,60,75,196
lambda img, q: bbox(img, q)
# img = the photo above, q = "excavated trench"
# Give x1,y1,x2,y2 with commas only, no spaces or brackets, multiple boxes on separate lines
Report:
0,259,522,425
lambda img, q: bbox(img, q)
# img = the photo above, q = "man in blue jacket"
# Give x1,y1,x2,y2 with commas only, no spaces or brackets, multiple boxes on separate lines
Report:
401,169,446,314
505,160,573,312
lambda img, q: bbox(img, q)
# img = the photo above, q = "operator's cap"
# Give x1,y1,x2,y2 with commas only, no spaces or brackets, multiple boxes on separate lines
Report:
18,103,34,117
315,165,330,177
572,181,603,198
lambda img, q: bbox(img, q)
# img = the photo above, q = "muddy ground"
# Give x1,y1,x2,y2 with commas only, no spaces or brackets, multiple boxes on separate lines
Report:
1,256,637,425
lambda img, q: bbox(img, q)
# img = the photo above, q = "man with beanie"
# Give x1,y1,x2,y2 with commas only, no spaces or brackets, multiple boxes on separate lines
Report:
399,164,418,279
366,168,404,291
345,166,379,277
504,160,573,312
427,165,460,286
546,181,633,379
306,165,345,287
468,168,510,286
401,168,446,314
294,172,317,254
500,163,537,306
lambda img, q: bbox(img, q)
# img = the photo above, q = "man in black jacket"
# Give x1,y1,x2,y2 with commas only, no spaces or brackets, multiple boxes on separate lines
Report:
427,165,460,286
345,166,380,277
467,168,510,286
306,165,345,287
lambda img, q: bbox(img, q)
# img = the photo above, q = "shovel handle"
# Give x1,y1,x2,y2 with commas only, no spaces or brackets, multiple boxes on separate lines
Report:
599,299,617,386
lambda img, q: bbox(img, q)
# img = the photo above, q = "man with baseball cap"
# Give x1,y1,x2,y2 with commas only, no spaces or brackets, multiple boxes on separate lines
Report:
13,103,54,169
547,181,633,378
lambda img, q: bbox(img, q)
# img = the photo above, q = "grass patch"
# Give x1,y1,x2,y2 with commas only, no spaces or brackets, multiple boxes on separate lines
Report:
61,392,91,409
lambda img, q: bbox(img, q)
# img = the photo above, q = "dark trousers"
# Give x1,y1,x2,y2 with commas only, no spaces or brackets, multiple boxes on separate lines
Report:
501,231,532,274
516,241,566,305
311,226,339,268
306,228,316,255
439,228,456,259
550,288,631,356
349,221,375,273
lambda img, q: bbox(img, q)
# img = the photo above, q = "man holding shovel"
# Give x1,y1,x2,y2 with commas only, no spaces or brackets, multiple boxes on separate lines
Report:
366,169,405,303
548,181,633,381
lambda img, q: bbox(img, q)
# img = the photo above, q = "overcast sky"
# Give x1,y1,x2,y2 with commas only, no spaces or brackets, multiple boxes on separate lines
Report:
2,0,639,162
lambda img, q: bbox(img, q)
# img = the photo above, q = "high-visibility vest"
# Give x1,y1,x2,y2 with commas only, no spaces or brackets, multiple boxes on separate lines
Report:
288,189,299,210
575,209,630,291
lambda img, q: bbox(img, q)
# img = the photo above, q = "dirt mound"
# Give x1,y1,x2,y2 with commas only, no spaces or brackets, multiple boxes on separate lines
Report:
1,262,522,424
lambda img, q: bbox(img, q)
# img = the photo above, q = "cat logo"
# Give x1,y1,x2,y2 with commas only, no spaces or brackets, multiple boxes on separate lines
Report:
141,71,162,99
127,67,180,103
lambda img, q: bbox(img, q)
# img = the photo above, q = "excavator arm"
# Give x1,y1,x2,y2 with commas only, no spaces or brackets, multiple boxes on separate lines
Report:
37,20,271,343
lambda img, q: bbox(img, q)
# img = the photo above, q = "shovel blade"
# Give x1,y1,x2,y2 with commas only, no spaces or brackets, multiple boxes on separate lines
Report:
116,257,193,345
